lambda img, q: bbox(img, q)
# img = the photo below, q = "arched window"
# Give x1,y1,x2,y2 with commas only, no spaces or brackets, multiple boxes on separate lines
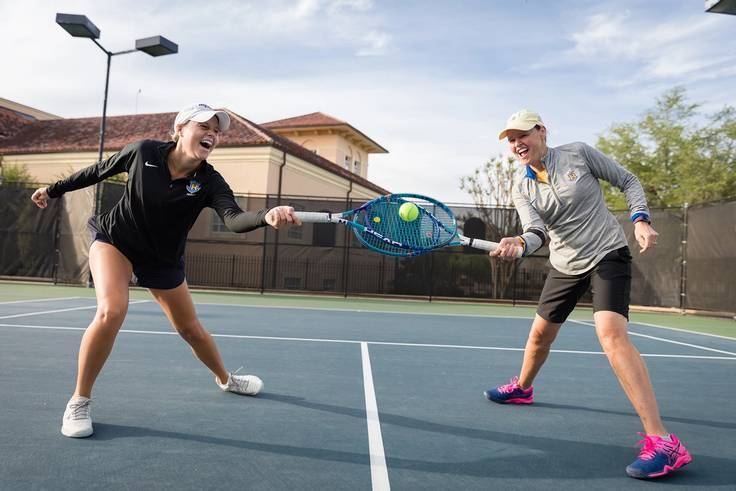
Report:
299,139,316,154
343,146,354,170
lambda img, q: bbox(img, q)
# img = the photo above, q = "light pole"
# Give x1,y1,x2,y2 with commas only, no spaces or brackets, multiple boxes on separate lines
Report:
705,0,736,14
55,13,178,215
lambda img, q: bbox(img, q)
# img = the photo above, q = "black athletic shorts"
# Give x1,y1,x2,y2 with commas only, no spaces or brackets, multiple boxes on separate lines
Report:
87,216,186,290
537,246,632,323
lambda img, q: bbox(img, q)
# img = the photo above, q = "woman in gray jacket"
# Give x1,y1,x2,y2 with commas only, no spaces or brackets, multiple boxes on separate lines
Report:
486,109,691,479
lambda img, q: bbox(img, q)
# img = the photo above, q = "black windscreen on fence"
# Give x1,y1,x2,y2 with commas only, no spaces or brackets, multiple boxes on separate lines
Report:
0,183,61,279
684,201,736,312
1,181,733,315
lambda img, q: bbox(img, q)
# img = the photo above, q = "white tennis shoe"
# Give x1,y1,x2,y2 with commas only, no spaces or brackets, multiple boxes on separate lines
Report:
61,396,93,438
217,367,263,396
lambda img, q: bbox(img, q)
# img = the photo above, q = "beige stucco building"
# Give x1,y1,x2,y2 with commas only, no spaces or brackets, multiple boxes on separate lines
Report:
0,100,389,201
262,112,387,180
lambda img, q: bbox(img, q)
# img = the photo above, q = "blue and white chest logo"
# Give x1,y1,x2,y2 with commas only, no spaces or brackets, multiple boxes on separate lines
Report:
186,179,202,196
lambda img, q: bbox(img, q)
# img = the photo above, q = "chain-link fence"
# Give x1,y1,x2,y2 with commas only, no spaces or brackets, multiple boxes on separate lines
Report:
1,181,734,315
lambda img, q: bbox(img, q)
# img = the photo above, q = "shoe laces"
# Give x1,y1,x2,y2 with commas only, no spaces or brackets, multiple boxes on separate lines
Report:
228,366,250,391
498,376,521,394
67,399,91,421
634,432,670,461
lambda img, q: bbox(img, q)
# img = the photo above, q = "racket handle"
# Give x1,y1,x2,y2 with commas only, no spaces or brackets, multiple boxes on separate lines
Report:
462,236,523,257
294,211,335,223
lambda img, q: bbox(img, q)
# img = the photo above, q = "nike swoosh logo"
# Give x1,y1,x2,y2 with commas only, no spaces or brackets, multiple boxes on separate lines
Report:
144,161,158,168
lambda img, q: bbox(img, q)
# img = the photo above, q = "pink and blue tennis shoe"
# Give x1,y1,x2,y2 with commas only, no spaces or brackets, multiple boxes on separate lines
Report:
484,376,534,404
626,433,692,479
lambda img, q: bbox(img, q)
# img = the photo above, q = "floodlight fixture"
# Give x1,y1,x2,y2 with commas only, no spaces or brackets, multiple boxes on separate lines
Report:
705,0,736,15
135,36,179,57
55,12,178,225
55,13,100,39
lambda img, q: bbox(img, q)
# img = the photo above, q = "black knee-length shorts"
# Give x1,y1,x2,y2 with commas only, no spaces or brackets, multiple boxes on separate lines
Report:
537,246,632,323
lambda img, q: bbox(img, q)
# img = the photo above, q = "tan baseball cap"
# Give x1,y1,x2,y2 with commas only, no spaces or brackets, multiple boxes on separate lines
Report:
174,103,231,132
498,109,544,140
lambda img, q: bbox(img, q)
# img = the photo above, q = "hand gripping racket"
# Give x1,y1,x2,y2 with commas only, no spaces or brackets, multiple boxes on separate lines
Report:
294,193,523,257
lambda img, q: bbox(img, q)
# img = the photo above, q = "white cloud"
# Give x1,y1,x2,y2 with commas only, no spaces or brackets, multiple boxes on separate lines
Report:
355,30,390,56
289,0,322,19
561,10,734,87
568,12,639,59
327,0,374,14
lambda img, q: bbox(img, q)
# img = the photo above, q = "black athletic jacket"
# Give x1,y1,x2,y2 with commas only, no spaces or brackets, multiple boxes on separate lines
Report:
47,139,267,267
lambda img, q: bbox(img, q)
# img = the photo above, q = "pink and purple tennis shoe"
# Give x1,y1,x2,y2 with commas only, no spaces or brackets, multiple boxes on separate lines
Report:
484,376,534,404
626,432,692,479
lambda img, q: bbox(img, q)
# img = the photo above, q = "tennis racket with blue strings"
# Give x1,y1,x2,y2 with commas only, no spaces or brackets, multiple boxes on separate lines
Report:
294,193,522,257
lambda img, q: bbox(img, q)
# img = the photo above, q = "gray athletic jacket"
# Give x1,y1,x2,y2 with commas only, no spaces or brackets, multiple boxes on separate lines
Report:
513,142,650,275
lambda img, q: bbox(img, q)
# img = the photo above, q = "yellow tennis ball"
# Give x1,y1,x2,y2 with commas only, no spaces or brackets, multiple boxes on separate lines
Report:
398,202,419,222
373,216,381,223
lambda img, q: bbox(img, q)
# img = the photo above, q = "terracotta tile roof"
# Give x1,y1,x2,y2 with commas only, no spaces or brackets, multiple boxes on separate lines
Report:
0,107,32,140
0,109,388,195
262,111,388,153
229,111,389,194
262,112,347,128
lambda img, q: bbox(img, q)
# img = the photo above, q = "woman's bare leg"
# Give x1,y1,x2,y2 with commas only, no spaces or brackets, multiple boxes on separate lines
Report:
594,310,667,435
74,241,132,397
149,281,229,384
517,314,562,388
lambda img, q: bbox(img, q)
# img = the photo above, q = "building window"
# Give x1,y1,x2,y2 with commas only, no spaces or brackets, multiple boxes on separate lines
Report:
211,209,229,233
353,160,361,175
287,203,305,240
343,155,351,170
211,197,248,234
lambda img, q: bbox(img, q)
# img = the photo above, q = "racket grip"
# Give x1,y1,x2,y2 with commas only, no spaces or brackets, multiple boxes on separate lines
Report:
466,238,523,257
294,211,334,223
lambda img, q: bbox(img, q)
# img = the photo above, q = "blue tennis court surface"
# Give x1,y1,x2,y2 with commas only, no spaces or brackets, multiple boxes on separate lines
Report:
1,297,735,490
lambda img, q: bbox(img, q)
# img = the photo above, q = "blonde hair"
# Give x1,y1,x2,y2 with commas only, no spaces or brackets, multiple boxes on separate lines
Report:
170,122,184,142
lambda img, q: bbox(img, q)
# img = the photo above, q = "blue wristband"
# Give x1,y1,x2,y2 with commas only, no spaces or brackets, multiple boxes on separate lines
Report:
631,212,650,224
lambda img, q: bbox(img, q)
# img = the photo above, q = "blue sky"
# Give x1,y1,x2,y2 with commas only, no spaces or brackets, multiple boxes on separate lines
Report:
3,0,735,203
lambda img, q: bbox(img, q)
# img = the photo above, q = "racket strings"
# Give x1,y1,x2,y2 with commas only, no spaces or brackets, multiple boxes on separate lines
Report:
355,197,455,255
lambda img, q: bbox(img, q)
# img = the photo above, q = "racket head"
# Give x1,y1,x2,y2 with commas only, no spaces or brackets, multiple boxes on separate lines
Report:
351,194,457,256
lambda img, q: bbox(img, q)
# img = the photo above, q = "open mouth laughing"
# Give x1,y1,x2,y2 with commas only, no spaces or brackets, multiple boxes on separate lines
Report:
199,138,214,151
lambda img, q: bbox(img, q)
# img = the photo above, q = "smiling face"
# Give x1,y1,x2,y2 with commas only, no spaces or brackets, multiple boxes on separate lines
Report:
506,125,548,167
175,116,221,161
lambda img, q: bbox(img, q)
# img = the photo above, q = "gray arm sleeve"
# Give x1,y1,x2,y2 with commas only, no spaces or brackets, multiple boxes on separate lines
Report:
581,143,650,219
512,183,548,256
220,208,269,233
209,175,268,233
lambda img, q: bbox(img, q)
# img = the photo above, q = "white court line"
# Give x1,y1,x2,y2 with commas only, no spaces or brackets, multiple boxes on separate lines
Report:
361,342,390,491
188,300,534,321
630,320,736,341
177,301,736,342
570,319,736,357
0,300,150,320
2,294,732,343
0,296,82,305
1,323,735,361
